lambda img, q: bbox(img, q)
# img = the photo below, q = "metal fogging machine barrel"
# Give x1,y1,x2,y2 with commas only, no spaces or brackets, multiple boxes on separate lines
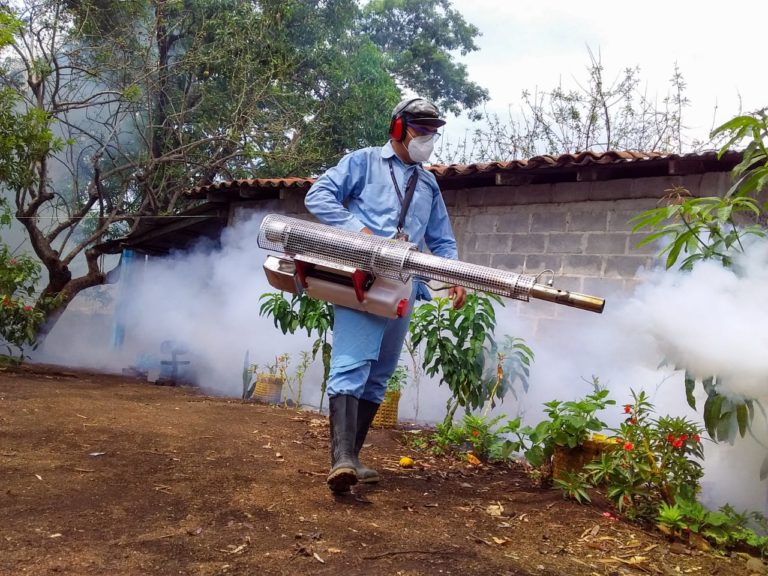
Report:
257,214,605,318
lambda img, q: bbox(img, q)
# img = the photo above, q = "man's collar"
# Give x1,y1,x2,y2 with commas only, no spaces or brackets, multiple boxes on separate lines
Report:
381,141,397,160
381,141,419,167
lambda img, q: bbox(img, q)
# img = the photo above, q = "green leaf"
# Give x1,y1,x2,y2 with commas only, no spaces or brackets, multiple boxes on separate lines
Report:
684,373,696,410
736,403,749,438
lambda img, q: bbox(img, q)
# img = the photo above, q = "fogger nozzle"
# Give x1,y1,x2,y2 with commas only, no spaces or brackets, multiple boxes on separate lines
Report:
257,214,605,314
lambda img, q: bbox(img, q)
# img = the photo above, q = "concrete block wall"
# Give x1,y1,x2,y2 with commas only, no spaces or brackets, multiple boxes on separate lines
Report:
439,173,731,324
237,170,731,327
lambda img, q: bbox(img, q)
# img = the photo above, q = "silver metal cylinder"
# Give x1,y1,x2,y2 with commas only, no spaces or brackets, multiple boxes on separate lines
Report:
258,214,605,312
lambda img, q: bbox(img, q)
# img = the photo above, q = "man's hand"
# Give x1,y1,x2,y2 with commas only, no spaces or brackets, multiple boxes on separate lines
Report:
361,227,374,235
448,285,467,309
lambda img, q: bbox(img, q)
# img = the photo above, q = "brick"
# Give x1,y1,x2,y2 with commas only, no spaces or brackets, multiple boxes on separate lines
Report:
474,234,511,253
508,233,546,254
585,233,629,255
548,274,583,292
524,254,562,274
628,232,661,255
468,213,498,233
531,210,567,233
630,176,679,199
699,172,732,196
483,187,518,206
552,181,590,203
587,180,630,201
495,211,532,233
547,233,585,254
441,189,459,208
608,207,653,232
568,210,608,232
514,184,553,204
464,252,491,267
582,277,626,298
466,186,495,207
563,255,603,275
491,253,526,271
604,255,653,278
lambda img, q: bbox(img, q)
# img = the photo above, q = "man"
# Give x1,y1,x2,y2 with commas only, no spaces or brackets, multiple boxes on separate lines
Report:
304,97,467,494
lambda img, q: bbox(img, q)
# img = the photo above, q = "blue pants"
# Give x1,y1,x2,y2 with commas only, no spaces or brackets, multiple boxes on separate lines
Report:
326,299,414,404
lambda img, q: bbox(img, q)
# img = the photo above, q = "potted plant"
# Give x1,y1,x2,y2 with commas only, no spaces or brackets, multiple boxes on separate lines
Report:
250,354,288,404
523,387,615,481
372,364,408,429
258,292,334,410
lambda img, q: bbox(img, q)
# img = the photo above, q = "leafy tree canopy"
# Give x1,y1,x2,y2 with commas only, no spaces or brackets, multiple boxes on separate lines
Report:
0,0,487,340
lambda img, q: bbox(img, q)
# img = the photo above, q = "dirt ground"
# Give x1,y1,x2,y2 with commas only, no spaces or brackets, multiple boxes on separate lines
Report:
1,364,764,576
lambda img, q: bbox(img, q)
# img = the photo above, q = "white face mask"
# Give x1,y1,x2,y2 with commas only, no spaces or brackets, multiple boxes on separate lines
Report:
407,134,435,162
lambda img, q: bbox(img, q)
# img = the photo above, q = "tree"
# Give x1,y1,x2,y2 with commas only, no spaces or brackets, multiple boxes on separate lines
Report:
437,50,695,164
360,0,489,115
0,0,487,341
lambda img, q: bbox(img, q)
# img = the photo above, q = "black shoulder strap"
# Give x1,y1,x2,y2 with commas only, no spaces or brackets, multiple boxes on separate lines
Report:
397,170,419,234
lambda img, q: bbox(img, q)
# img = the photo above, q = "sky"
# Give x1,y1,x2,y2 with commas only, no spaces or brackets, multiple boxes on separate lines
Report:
443,0,767,149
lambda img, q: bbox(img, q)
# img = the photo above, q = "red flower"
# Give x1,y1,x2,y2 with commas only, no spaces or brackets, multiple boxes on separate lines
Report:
623,405,632,414
672,439,684,449
471,430,480,437
623,442,634,451
629,418,638,425
693,434,701,443
8,259,16,266
23,305,33,312
680,434,688,442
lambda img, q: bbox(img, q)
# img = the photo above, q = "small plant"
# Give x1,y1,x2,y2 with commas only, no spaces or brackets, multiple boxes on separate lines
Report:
581,390,704,519
657,499,768,555
283,350,312,408
386,364,408,393
522,388,615,469
242,350,256,400
481,335,534,416
410,291,536,427
554,471,592,504
430,413,525,463
258,292,334,409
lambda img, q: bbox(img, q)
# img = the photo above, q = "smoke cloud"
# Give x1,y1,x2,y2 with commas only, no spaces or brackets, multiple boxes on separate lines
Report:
34,211,768,514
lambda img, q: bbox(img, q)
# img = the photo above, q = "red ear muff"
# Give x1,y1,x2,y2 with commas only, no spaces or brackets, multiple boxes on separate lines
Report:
389,115,407,142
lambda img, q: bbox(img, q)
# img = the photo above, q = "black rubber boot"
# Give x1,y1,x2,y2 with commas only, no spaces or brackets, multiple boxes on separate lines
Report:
327,394,359,493
355,399,381,484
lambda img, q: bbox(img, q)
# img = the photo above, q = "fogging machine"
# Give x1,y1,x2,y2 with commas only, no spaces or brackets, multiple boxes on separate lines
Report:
257,214,605,318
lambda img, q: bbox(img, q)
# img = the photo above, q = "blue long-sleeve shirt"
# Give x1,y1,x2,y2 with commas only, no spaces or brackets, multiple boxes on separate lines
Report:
304,142,458,260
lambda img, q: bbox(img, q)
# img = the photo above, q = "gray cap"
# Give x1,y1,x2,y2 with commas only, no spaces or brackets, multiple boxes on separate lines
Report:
391,97,446,128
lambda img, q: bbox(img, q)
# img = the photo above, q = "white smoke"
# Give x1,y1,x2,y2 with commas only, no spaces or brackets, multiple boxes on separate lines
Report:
34,211,768,514
491,240,768,515
35,211,325,405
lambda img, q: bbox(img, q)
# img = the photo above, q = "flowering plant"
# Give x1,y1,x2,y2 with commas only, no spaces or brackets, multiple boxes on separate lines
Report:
0,202,45,359
583,390,704,519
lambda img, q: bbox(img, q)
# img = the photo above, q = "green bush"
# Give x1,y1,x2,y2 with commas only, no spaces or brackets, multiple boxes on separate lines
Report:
0,201,44,359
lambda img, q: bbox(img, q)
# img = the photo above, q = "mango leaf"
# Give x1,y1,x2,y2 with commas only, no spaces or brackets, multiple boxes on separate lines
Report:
684,372,697,410
736,403,749,438
703,394,724,439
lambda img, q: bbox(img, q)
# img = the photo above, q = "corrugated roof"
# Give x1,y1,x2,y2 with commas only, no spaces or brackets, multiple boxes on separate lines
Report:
186,149,740,200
